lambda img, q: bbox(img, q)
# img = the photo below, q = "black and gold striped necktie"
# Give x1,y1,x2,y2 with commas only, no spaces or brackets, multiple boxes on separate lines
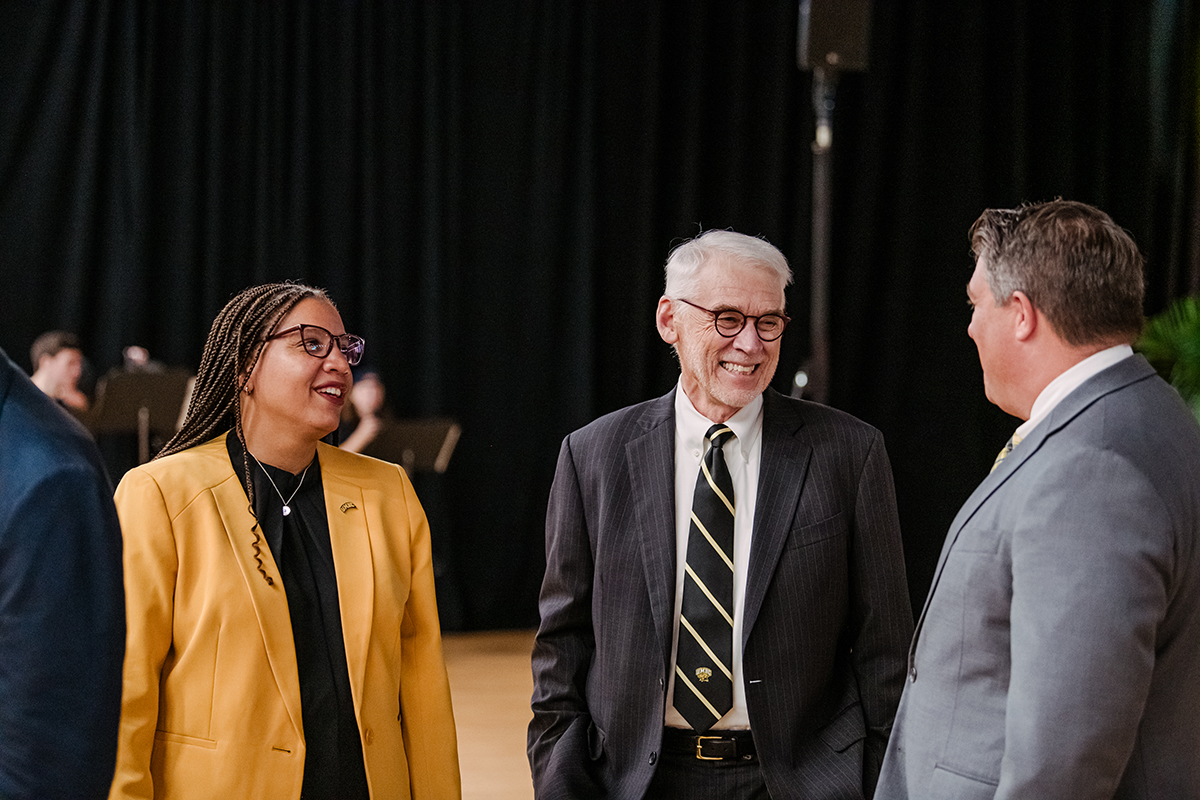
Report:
674,423,736,733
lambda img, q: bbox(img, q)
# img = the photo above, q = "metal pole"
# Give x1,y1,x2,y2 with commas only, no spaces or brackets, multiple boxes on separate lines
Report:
807,66,837,405
137,406,151,464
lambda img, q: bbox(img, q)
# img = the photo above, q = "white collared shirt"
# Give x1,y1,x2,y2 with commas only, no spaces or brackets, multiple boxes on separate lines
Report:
663,381,763,730
1015,344,1134,441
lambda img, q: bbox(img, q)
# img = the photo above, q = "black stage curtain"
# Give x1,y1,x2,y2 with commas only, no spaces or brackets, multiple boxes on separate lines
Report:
2,1,1196,628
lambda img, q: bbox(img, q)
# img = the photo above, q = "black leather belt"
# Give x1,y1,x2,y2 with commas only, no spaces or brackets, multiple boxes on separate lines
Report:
661,727,757,762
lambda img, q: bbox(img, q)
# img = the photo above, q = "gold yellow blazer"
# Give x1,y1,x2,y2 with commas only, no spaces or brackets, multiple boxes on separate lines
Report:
109,435,461,799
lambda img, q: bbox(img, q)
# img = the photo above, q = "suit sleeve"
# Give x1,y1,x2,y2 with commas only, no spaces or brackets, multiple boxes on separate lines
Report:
108,469,179,800
996,449,1170,799
395,466,462,799
0,461,124,800
849,431,913,794
527,435,604,799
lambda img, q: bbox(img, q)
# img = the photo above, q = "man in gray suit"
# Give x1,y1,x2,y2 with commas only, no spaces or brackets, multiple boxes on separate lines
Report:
875,200,1200,799
529,230,913,799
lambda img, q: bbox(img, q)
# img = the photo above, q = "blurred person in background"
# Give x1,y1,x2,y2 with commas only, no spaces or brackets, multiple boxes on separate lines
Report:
29,330,89,412
339,368,387,453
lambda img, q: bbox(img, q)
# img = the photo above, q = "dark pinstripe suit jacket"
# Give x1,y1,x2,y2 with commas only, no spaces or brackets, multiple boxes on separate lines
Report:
529,387,913,800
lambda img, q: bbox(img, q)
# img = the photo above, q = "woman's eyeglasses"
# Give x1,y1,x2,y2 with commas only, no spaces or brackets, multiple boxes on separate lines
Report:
265,324,365,366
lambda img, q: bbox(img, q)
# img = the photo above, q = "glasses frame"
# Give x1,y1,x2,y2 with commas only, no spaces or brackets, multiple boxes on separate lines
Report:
674,298,790,342
265,324,365,366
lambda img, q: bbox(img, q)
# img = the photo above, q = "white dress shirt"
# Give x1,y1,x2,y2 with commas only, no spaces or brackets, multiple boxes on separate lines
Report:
1015,344,1134,441
664,382,763,730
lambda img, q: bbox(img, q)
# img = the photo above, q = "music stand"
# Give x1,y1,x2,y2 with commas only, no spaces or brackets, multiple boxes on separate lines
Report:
361,418,462,475
85,368,193,464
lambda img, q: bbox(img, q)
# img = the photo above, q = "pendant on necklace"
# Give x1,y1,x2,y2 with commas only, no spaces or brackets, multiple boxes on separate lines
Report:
248,451,309,521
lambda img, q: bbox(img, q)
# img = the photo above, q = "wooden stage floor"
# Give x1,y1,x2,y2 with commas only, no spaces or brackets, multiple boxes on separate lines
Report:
443,629,537,800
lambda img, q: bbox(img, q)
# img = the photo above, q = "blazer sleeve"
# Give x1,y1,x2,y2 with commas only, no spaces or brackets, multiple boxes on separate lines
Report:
108,468,180,800
996,449,1171,799
394,467,462,799
527,434,605,799
848,430,913,794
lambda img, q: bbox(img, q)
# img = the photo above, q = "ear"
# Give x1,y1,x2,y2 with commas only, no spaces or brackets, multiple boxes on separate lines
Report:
1010,290,1038,342
655,296,678,344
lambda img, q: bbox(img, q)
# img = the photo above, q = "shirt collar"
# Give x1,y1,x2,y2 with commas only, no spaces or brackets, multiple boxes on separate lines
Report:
1016,344,1133,439
674,381,764,464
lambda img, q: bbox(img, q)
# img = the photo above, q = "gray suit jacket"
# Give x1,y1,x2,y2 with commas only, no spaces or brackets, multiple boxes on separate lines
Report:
529,387,913,800
875,355,1200,799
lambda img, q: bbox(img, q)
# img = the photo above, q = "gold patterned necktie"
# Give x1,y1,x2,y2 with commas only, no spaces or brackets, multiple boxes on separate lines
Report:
674,424,736,733
990,431,1023,473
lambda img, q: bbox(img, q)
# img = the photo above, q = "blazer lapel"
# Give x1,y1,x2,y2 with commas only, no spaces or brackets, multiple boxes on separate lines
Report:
628,391,681,670
319,452,374,709
213,476,305,738
743,390,811,643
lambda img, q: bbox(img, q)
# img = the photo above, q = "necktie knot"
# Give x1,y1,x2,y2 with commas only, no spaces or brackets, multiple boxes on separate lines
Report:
707,424,735,451
990,431,1024,473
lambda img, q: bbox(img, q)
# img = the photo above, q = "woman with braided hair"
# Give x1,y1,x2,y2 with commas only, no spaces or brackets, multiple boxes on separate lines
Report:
109,283,461,799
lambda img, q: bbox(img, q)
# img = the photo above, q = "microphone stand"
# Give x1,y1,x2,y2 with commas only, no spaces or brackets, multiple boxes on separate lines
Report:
805,65,837,405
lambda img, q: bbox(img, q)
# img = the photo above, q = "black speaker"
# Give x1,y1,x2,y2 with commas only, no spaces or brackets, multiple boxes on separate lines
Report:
797,0,873,72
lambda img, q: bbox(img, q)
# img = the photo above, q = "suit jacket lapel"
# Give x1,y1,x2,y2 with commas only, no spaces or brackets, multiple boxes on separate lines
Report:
0,350,13,408
744,390,811,643
213,475,305,738
318,451,374,708
628,390,680,670
911,355,1158,644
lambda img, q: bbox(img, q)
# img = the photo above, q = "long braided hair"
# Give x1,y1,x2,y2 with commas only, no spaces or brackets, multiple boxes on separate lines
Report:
158,282,332,584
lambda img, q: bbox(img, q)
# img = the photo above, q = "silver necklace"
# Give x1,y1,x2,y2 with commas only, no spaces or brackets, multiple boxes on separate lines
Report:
250,453,310,517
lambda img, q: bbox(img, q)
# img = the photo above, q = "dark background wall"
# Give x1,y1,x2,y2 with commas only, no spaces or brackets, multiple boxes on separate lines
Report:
2,1,1197,629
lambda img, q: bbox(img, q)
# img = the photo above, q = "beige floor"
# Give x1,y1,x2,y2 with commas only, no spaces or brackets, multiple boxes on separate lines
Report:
443,629,537,800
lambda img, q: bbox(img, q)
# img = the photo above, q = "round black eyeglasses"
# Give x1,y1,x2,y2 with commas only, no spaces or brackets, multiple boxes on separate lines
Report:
675,298,790,342
266,324,365,366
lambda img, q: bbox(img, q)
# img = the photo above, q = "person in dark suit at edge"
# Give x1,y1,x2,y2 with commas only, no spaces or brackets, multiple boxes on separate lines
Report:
0,346,125,799
529,230,913,799
875,200,1200,799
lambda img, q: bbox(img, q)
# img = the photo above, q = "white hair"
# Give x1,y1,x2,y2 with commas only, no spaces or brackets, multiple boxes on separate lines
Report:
663,229,793,299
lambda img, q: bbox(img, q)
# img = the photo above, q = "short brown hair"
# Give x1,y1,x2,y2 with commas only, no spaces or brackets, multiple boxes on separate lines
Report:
969,200,1145,347
30,330,82,369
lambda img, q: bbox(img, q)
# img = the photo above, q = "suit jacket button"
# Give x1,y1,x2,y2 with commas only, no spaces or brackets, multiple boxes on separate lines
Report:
908,666,917,681
649,751,658,765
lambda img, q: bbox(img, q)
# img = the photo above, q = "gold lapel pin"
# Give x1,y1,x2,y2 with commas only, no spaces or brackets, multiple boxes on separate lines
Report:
340,501,357,513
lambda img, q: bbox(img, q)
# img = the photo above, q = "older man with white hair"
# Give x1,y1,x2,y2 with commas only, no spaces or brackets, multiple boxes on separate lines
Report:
530,229,912,800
